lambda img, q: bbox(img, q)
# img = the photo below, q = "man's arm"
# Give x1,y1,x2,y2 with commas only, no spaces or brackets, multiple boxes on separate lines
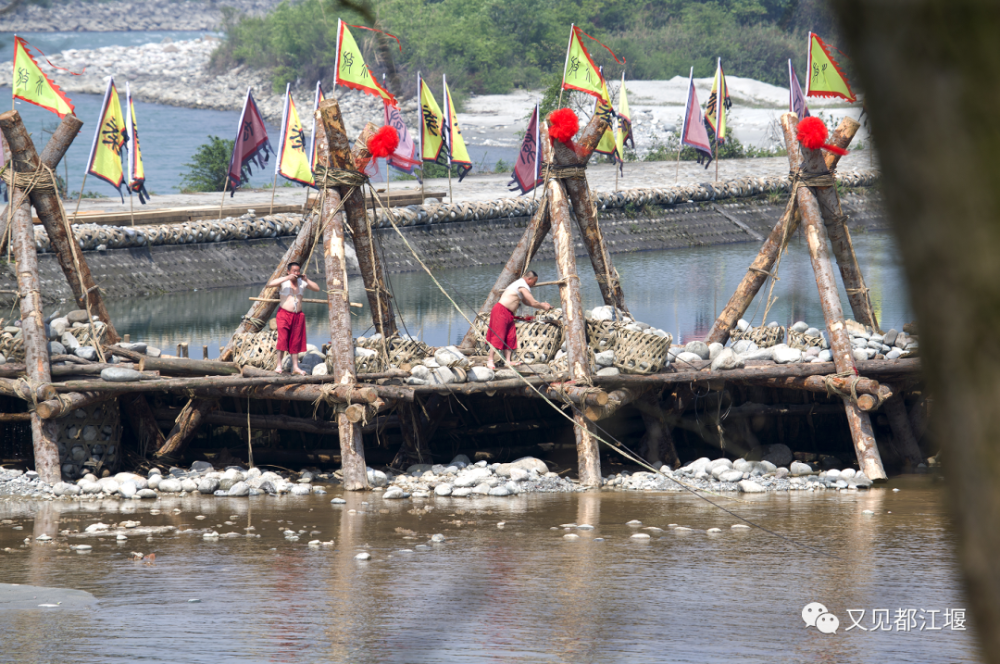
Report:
267,274,295,288
519,287,552,311
301,275,321,292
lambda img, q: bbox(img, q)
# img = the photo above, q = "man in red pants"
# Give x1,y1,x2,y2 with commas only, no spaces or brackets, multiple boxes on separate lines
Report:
486,270,552,370
268,262,320,374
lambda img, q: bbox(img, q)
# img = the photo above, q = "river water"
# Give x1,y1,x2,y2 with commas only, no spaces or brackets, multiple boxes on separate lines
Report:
0,477,976,663
104,229,909,358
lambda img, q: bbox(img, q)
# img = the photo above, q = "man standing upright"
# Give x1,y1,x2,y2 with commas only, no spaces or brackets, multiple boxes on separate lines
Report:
486,270,552,370
268,261,320,374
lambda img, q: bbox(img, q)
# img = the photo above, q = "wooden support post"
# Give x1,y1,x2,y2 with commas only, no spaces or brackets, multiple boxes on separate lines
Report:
157,398,219,459
555,112,630,315
635,393,679,468
119,394,166,452
319,97,369,491
883,393,923,468
705,117,860,344
781,112,887,482
5,170,60,482
543,117,601,487
0,111,119,343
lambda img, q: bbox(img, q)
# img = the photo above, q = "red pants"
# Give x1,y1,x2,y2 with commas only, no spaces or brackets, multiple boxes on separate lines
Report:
486,303,517,351
276,308,307,354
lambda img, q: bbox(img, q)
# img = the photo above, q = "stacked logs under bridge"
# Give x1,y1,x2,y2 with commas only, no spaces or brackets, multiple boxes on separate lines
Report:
0,104,927,487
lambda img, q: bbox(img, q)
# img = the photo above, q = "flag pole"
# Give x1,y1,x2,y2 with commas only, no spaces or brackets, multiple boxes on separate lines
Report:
218,176,229,221
558,25,574,109
71,172,89,225
269,173,278,215
417,72,426,204
128,190,135,226
444,74,453,204
675,145,681,183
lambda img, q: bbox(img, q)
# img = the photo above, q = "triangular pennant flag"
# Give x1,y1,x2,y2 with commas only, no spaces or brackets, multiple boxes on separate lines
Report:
595,97,618,158
227,88,273,195
442,76,472,182
617,72,634,150
276,84,314,187
681,68,713,169
12,36,74,118
705,58,732,143
508,104,541,195
418,74,447,167
384,100,421,180
789,60,811,120
85,77,126,198
806,32,856,102
308,82,326,175
124,83,149,204
335,20,397,106
561,25,618,103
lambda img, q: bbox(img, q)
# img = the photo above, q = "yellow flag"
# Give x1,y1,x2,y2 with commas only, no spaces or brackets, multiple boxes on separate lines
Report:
419,75,446,165
12,36,74,118
595,98,617,157
442,76,471,181
86,78,126,193
705,59,731,142
617,72,633,151
124,82,149,204
806,32,856,102
335,20,397,106
276,84,314,187
562,25,616,103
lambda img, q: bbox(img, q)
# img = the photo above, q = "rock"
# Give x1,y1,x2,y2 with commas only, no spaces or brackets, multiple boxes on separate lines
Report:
180,479,198,492
596,366,620,376
740,348,774,361
60,331,80,351
886,348,902,360
101,368,143,382
708,342,724,360
736,318,750,332
190,460,213,473
732,339,756,354
355,552,371,560
98,478,119,494
738,480,765,493
47,341,66,356
450,454,471,466
684,341,710,359
468,366,494,382
291,485,311,496
118,342,147,354
384,487,406,500
488,486,511,497
789,461,813,476
762,443,793,467
512,457,548,474
673,350,704,365
49,318,68,338
198,478,220,494
791,321,809,333
852,348,868,363
817,349,833,362
710,347,743,371
311,363,328,376
158,478,182,493
718,469,744,483
66,310,89,324
434,345,469,369
509,467,530,482
366,469,388,487
772,344,803,364
883,329,899,346
75,346,98,361
451,487,473,497
431,533,446,543
594,350,615,367
406,464,434,475
840,468,856,479
146,347,162,358
136,489,157,499
430,366,456,385
227,481,249,497
434,483,453,496
630,533,651,539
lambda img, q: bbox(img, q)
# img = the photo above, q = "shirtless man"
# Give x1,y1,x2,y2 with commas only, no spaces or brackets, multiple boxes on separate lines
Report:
486,270,552,370
267,262,320,375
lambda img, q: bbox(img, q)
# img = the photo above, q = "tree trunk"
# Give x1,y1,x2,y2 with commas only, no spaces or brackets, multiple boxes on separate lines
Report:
156,398,219,459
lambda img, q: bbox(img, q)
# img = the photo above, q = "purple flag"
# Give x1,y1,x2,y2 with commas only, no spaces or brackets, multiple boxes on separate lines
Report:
508,104,541,195
789,60,811,121
383,100,421,180
227,88,273,195
681,68,713,169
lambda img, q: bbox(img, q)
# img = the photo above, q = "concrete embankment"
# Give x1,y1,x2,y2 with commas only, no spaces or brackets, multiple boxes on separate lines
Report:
0,171,884,305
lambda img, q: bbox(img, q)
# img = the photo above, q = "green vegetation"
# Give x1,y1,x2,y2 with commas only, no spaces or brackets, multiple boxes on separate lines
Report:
179,136,245,193
214,0,845,97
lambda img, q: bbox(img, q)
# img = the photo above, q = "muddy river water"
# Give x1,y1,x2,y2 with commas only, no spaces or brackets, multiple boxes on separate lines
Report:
0,477,976,663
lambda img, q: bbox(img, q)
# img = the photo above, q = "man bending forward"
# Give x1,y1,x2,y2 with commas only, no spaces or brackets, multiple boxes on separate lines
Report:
268,262,320,375
486,270,552,370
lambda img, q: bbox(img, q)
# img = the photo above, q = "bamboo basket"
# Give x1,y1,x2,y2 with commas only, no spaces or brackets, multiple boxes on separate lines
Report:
66,321,109,348
614,328,673,375
0,333,24,363
513,319,563,364
730,325,785,348
56,400,122,479
787,329,824,350
231,330,279,370
586,319,618,354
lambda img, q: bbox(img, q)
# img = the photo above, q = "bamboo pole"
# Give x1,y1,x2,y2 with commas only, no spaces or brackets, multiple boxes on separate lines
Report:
152,407,347,436
543,115,601,486
0,111,120,343
5,164,60,482
319,97,369,491
781,112,887,482
704,116,860,345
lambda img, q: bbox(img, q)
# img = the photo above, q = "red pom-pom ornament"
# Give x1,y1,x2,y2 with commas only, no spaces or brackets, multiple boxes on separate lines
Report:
367,125,400,159
548,108,579,144
796,117,848,156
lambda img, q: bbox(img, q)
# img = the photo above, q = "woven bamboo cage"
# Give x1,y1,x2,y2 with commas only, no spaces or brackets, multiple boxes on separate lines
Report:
586,319,618,354
614,328,673,375
0,334,24,363
386,337,433,366
56,400,122,479
787,329,824,350
730,325,785,348
66,321,109,348
231,330,279,370
513,319,564,364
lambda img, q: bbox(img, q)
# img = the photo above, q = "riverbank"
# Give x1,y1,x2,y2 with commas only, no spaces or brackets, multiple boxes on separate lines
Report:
0,1,281,32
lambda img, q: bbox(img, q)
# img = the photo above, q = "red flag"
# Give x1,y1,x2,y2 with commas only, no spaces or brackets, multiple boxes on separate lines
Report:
508,104,541,195
383,101,421,179
680,68,712,169
227,88,273,195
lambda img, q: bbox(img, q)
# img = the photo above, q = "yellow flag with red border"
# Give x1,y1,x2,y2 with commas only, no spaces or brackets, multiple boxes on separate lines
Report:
562,25,620,104
86,77,126,194
442,76,471,181
419,74,446,166
805,32,856,102
335,20,397,106
12,36,74,118
276,84,314,187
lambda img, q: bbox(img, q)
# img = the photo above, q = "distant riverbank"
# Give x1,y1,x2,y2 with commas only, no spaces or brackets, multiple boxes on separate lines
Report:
0,0,281,32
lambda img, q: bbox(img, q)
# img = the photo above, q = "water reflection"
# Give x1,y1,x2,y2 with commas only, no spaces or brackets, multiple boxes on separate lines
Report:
105,231,910,358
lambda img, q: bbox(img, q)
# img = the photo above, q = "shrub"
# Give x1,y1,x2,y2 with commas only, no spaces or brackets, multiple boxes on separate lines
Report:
179,136,245,193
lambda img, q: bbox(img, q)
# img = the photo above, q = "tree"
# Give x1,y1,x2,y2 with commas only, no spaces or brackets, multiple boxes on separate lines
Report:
179,136,244,193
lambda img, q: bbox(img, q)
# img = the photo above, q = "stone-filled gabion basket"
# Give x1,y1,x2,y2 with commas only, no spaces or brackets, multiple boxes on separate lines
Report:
231,330,279,370
731,325,785,348
787,329,824,350
0,333,24,363
57,400,122,479
614,327,673,375
513,319,563,364
586,319,618,354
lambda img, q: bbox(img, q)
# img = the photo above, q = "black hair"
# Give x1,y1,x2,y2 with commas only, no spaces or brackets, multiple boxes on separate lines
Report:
288,262,301,271
525,270,538,279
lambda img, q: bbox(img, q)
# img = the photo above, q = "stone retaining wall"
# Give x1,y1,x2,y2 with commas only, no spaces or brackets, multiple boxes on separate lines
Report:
0,174,887,304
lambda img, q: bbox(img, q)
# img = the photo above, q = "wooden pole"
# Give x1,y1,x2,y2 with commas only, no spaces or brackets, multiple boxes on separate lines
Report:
6,166,60,482
153,406,347,436
883,393,923,468
268,172,278,215
217,176,229,221
543,115,601,487
781,111,887,482
0,111,120,343
119,394,166,452
318,97,369,491
157,398,219,459
704,116,860,345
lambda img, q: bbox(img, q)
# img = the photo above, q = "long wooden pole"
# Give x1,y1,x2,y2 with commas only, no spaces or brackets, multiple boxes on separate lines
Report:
319,97,369,491
781,112,887,482
542,116,601,487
